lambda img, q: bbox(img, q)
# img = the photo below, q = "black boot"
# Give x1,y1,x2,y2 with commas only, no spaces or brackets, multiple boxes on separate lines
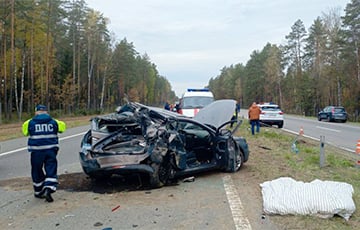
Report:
44,188,54,202
34,194,45,199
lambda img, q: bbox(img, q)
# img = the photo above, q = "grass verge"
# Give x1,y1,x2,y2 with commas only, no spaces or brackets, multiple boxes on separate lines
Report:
0,115,93,141
236,121,360,230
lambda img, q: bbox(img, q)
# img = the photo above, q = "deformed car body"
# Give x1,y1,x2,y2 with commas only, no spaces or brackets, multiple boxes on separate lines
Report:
79,99,249,188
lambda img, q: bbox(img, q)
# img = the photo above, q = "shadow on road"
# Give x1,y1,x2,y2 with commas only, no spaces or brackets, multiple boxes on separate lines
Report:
0,172,179,194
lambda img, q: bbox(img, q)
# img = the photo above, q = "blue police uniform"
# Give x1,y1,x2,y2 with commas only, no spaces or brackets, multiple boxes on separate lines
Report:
22,105,66,201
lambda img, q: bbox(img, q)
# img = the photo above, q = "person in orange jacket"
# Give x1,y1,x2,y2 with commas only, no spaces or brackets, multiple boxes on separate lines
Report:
248,102,261,135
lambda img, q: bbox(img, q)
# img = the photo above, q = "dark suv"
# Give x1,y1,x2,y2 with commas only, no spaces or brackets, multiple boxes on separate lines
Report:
318,106,347,123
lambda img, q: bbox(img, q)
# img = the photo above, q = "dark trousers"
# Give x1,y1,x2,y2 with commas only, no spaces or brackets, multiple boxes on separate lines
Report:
250,119,260,135
31,150,58,196
230,114,238,128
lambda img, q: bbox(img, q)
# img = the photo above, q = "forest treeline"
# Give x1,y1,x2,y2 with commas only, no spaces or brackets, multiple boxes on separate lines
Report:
209,0,360,121
0,0,359,123
0,0,177,123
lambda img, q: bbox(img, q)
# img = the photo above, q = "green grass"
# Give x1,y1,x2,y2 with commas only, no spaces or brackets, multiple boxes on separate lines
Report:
236,120,360,229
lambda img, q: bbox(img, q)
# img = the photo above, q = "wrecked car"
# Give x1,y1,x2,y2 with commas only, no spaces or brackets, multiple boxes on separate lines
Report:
79,99,249,188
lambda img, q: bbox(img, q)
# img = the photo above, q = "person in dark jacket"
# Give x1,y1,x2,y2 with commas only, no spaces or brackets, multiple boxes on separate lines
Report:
22,105,66,202
164,101,171,110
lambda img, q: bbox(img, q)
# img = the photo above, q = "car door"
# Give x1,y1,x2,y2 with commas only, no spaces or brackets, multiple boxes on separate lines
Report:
319,106,329,119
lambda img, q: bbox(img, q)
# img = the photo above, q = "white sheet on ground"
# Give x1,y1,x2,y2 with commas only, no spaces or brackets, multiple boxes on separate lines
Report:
260,177,356,220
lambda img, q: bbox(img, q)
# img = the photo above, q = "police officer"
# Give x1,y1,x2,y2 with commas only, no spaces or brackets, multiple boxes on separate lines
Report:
22,105,66,202
230,100,241,128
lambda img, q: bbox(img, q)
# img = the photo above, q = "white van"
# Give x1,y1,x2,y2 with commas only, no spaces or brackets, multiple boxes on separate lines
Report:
177,88,214,117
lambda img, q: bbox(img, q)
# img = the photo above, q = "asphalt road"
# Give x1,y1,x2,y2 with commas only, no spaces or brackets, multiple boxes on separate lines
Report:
1,114,359,180
238,110,360,153
0,126,262,229
0,114,359,230
0,126,89,180
282,115,359,153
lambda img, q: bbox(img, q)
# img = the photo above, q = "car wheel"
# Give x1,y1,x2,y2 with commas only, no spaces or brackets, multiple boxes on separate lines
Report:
278,122,283,128
149,163,164,188
149,159,174,188
318,116,321,121
230,151,243,172
225,140,243,172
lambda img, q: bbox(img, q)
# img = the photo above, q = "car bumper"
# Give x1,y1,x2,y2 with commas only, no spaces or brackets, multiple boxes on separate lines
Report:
333,116,347,121
259,120,283,125
79,151,153,176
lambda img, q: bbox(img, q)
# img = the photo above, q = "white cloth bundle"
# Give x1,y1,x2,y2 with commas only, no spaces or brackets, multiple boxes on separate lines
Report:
260,177,356,220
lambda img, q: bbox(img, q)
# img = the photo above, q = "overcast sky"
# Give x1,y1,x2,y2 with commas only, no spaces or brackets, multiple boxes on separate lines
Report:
85,0,349,97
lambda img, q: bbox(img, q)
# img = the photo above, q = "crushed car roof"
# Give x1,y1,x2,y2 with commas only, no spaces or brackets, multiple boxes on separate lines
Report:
136,99,236,129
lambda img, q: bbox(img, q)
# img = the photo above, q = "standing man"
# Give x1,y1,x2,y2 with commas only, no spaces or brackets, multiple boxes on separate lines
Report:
22,105,66,202
230,100,241,128
248,102,261,135
164,101,171,110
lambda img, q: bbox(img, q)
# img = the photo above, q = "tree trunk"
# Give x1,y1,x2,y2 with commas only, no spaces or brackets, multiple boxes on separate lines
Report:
18,51,25,121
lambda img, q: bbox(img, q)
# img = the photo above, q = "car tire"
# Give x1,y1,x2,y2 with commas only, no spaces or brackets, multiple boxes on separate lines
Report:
278,122,283,128
231,151,243,172
149,163,164,188
225,140,243,172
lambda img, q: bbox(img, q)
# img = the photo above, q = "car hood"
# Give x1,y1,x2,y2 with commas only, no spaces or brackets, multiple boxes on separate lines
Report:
193,99,236,128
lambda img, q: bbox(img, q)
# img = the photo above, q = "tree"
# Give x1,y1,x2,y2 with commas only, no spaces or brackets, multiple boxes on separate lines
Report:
243,50,267,104
65,0,88,112
263,44,284,107
284,19,307,113
322,8,345,108
303,17,327,114
342,0,360,82
341,0,360,119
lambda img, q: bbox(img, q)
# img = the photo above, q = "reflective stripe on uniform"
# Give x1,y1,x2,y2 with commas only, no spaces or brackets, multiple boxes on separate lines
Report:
45,177,58,183
29,144,59,150
33,181,44,187
29,134,58,139
43,185,57,191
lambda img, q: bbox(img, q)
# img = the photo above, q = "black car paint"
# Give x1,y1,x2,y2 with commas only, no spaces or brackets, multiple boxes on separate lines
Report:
318,106,347,123
79,100,249,188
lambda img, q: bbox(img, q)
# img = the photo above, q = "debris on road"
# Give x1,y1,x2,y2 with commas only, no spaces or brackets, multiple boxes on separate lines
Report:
183,176,195,182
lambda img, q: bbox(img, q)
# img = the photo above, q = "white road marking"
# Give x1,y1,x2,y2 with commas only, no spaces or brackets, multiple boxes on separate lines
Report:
316,126,341,132
223,175,252,230
282,128,355,153
0,132,86,157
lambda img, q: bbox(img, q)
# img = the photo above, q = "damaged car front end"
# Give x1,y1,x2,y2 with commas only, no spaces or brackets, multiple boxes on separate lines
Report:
79,99,249,188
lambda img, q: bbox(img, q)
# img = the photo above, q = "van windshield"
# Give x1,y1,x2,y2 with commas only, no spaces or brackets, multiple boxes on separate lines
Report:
182,96,214,109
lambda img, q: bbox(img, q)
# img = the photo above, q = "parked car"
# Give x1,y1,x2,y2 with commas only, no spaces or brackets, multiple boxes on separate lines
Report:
318,106,347,123
79,99,249,188
258,103,284,128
